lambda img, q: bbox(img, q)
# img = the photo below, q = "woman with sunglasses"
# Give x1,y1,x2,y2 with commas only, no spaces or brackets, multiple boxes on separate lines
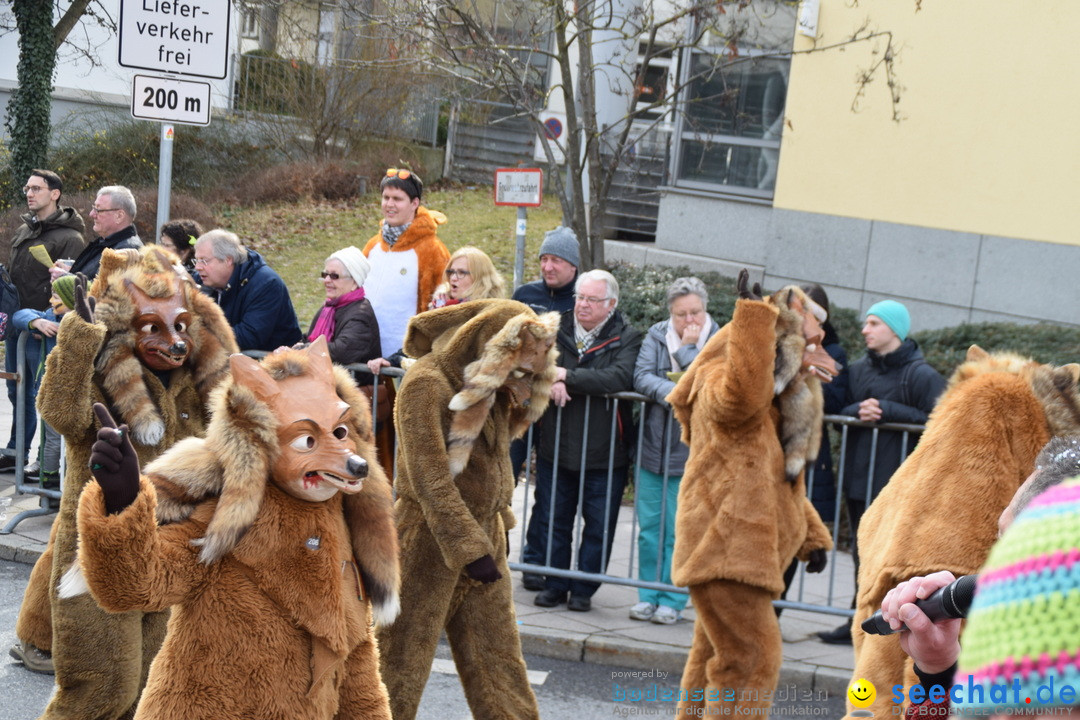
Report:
429,246,506,309
307,246,381,366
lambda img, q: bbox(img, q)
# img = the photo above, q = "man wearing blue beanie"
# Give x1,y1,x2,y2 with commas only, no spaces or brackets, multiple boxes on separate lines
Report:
817,297,945,645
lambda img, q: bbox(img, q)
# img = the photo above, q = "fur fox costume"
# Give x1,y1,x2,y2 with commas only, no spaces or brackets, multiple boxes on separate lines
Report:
847,346,1080,719
66,337,399,720
15,246,236,720
378,299,558,720
667,286,835,716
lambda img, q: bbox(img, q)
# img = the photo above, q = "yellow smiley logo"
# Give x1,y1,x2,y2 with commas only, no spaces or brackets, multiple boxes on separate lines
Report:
848,678,876,708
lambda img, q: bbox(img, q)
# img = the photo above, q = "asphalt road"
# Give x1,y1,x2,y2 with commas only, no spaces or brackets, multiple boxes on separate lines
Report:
0,559,848,718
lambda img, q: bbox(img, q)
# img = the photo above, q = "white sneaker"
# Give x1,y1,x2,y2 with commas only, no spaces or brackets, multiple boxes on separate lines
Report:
651,605,680,625
629,602,657,621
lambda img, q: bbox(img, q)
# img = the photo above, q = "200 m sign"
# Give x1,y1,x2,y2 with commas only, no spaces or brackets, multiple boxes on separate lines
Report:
131,74,212,126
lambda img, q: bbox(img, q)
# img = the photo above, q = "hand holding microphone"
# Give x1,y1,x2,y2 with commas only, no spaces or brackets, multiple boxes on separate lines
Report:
865,571,972,675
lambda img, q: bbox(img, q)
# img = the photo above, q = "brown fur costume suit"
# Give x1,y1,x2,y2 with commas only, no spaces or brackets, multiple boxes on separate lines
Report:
377,299,558,720
16,247,236,720
68,338,399,720
667,293,833,716
846,346,1080,719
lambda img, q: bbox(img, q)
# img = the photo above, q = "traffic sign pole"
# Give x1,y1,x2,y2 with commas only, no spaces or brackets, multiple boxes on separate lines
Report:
515,207,527,289
156,124,174,242
493,168,544,291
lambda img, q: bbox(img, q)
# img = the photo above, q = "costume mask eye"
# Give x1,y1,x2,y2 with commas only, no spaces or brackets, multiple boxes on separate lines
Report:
175,320,187,333
141,323,159,334
333,425,348,440
290,434,316,452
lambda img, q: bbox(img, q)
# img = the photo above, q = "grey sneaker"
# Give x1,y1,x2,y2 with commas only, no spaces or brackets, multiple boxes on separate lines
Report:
651,605,680,625
9,641,54,674
629,601,657,621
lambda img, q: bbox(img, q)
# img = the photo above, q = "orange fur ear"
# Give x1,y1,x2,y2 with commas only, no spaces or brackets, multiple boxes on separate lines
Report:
966,345,990,362
230,353,280,405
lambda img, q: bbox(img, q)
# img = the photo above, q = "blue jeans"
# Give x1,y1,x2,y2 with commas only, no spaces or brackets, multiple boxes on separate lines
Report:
535,457,627,598
634,467,687,611
5,333,37,460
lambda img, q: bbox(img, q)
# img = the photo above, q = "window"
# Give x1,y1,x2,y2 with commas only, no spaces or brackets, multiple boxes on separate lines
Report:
241,9,260,40
672,4,795,198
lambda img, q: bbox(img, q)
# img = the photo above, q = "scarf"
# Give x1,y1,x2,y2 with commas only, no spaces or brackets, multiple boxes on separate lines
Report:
664,315,713,372
308,287,366,343
381,220,411,247
574,312,612,356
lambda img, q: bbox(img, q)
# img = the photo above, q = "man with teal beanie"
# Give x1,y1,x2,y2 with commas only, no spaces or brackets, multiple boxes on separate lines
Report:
817,298,945,644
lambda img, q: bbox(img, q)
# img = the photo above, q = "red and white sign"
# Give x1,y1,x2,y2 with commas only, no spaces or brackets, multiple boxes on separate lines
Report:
494,168,543,207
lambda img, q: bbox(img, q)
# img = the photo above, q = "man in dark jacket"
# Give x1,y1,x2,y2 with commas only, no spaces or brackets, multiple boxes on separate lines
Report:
510,225,581,528
64,185,143,281
2,170,86,471
526,269,642,612
193,229,303,351
818,299,945,644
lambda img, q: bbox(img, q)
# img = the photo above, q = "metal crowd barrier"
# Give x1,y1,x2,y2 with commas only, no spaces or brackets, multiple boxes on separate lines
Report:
2,331,64,534
203,352,926,618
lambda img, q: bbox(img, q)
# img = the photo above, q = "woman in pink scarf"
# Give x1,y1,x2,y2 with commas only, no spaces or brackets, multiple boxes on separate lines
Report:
307,246,381,365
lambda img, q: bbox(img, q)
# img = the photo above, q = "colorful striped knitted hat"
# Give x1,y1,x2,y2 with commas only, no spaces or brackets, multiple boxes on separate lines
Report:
954,476,1080,713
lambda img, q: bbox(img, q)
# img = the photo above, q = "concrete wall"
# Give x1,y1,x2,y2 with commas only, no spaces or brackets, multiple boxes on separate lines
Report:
777,0,1080,247
612,189,1080,331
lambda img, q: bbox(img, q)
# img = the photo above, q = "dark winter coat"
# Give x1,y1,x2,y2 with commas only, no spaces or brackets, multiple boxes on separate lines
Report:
841,339,945,502
512,276,578,316
9,207,86,310
199,249,303,351
307,298,381,366
633,317,720,476
537,310,642,471
69,225,142,280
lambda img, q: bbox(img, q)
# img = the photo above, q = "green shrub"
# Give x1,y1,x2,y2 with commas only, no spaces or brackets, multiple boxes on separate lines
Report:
913,323,1080,379
608,262,738,333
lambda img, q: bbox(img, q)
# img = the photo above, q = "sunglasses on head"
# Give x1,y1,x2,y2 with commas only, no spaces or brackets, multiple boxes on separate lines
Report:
385,168,412,180
320,271,342,280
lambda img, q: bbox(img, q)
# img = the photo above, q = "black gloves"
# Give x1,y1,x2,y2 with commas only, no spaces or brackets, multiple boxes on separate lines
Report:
89,403,141,515
806,548,828,574
465,554,503,584
736,269,763,301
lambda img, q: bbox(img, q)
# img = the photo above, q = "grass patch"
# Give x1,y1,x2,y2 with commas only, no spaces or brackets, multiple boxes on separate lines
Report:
222,187,565,322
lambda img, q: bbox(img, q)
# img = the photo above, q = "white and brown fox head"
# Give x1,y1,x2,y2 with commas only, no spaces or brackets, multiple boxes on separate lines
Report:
90,246,237,446
145,337,400,624
769,285,838,482
404,299,560,476
948,345,1080,439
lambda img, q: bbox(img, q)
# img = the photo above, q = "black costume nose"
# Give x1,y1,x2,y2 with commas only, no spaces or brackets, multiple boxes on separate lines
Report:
346,454,367,479
170,341,187,355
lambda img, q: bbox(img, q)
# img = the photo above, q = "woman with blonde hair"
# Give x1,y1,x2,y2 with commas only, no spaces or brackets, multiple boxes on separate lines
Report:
428,246,506,308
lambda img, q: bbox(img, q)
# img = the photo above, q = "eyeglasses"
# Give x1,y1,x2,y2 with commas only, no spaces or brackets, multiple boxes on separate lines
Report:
385,168,412,180
23,185,49,195
574,294,612,306
90,206,123,215
193,257,216,267
320,271,342,280
445,268,470,279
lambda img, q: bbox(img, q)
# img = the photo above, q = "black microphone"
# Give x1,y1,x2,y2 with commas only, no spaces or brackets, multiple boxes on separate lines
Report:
861,574,978,636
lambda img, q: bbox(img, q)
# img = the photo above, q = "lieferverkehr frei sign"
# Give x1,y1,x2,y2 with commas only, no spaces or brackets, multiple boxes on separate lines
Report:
118,0,232,79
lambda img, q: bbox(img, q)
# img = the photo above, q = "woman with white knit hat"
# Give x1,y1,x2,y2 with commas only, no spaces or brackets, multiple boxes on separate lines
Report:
307,246,381,365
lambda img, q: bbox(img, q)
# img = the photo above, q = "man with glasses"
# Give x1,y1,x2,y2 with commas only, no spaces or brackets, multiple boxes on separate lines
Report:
361,168,449,358
61,185,143,281
193,229,302,351
2,170,86,473
528,269,642,612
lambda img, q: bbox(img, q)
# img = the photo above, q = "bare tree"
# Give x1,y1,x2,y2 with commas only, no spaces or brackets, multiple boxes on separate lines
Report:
347,0,904,269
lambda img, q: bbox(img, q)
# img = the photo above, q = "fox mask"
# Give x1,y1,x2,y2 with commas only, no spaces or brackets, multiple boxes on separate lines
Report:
229,338,368,503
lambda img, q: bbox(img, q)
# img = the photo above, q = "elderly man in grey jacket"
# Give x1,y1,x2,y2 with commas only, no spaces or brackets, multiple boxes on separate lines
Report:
630,277,720,625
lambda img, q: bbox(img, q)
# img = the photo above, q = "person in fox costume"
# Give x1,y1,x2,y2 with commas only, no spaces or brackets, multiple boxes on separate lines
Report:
846,346,1080,720
667,271,837,716
377,299,559,720
10,246,237,719
64,337,399,720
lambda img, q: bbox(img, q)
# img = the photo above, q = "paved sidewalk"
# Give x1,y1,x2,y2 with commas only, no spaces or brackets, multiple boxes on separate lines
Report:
0,403,858,698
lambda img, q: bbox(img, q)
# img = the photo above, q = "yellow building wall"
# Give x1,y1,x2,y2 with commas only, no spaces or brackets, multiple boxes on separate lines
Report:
775,0,1080,246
